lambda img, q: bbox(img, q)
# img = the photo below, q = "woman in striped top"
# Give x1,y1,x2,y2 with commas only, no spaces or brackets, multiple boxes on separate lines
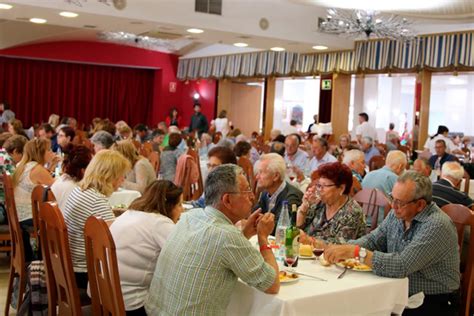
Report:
63,150,130,289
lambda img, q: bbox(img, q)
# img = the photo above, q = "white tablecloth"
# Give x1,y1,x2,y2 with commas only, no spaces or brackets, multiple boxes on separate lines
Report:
227,240,409,316
108,189,141,208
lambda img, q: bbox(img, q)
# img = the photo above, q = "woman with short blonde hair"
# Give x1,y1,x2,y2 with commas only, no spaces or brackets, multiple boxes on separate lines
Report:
113,140,156,193
63,150,131,289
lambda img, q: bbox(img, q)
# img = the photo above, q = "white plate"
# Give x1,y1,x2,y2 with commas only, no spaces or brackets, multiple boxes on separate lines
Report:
335,260,372,272
279,273,299,284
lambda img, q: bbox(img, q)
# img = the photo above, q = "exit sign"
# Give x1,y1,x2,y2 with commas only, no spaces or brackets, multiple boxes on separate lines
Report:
322,79,332,90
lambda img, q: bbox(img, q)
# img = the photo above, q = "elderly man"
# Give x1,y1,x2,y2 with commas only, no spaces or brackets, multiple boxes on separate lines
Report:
284,134,308,171
255,153,303,230
362,150,406,196
90,130,114,154
342,149,366,183
361,136,381,165
307,136,337,174
432,161,473,208
146,165,279,315
325,171,460,316
429,139,457,175
413,157,438,182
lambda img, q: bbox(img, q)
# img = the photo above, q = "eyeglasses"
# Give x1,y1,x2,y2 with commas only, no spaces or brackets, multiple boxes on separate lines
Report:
315,183,337,190
388,194,419,208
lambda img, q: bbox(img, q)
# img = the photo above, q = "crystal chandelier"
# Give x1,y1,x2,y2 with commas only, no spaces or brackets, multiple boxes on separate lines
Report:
97,32,177,52
319,9,415,41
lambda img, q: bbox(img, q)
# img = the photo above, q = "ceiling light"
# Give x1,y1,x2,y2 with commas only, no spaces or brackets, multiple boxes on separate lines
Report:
187,28,204,34
0,3,12,9
319,8,415,41
312,45,328,50
234,42,248,47
270,47,285,52
59,11,78,18
30,18,47,24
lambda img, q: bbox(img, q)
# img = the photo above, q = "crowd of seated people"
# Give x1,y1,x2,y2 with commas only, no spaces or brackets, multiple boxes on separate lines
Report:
0,108,472,316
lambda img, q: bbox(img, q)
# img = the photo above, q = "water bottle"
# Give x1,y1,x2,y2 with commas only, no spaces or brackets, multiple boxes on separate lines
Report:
275,201,291,261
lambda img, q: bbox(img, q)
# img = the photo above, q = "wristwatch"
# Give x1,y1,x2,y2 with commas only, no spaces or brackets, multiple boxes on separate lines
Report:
359,247,367,264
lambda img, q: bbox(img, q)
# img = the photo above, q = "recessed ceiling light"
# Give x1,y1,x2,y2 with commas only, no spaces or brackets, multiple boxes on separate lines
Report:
59,11,78,18
30,18,47,24
0,3,12,9
312,45,328,50
270,47,285,52
234,42,248,47
187,28,204,34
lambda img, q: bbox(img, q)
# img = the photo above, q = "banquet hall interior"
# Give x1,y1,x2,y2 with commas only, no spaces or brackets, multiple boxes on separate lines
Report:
0,0,474,315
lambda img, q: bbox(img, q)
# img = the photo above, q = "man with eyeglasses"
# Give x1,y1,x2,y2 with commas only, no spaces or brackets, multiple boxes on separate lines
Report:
324,171,460,316
146,164,280,315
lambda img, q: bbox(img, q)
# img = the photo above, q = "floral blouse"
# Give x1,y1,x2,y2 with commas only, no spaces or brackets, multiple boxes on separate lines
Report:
301,197,366,244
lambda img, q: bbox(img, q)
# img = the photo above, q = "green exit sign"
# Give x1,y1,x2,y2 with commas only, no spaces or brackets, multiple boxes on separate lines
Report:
322,79,332,90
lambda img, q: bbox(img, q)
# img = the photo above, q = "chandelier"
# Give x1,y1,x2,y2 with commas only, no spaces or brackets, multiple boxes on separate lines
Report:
319,9,415,41
97,32,177,52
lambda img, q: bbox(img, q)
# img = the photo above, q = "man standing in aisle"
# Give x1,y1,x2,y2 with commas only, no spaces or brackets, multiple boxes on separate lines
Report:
356,112,378,144
189,104,209,137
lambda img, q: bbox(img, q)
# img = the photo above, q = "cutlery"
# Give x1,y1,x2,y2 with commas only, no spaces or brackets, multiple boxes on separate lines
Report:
337,267,348,279
285,270,327,281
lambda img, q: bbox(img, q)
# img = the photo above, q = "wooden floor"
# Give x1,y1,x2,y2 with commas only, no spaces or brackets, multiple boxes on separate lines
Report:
0,253,13,315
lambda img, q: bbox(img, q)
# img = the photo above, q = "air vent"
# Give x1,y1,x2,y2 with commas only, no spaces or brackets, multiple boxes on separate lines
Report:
195,0,222,15
140,30,183,40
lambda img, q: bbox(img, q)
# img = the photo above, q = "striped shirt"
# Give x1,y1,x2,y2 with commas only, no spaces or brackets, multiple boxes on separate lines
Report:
63,187,115,272
351,203,460,296
432,178,474,209
145,206,276,316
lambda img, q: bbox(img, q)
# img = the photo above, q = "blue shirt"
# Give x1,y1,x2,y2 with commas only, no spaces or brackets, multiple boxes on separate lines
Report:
364,146,381,165
362,166,397,196
285,149,309,172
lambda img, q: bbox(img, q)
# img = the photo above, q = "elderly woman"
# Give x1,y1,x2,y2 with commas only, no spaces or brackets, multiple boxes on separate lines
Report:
63,150,130,289
111,180,183,315
297,162,366,245
51,144,93,211
90,130,115,154
113,140,156,193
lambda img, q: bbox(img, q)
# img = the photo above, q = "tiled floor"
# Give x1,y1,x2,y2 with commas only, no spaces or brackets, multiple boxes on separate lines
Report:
0,253,13,315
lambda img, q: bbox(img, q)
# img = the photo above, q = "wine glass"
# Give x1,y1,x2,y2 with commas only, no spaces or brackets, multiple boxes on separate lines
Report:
286,163,296,182
285,253,298,269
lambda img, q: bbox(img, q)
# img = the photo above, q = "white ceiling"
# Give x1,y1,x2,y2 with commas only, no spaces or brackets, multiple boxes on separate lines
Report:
0,0,473,57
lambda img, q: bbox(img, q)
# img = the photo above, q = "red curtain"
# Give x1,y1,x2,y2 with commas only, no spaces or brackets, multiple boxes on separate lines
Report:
0,56,155,128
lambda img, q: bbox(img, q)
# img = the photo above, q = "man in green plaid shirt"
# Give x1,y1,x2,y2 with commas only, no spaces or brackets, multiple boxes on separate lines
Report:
146,164,280,315
325,171,460,316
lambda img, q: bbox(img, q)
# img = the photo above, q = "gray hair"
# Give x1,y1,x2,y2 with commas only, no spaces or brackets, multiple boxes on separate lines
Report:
397,171,432,203
342,149,364,165
442,161,464,181
205,164,244,207
91,131,114,149
259,153,286,181
362,136,373,146
386,150,407,168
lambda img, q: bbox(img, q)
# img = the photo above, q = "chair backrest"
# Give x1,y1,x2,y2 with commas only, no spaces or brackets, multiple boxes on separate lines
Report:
353,188,391,232
148,151,160,174
84,216,126,316
186,148,204,197
441,204,474,316
2,172,25,274
238,156,255,190
368,155,385,171
463,171,470,195
31,184,56,242
39,201,82,316
349,176,362,197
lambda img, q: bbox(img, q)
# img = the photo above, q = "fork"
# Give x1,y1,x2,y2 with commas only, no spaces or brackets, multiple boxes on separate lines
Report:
337,267,348,279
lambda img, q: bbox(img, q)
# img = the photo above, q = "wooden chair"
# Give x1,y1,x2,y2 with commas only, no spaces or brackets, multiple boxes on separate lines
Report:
31,184,56,246
148,151,160,174
349,176,362,197
368,155,385,171
84,216,126,316
39,202,82,316
186,148,204,198
0,174,12,254
441,204,474,316
238,156,255,190
353,188,391,233
2,172,27,316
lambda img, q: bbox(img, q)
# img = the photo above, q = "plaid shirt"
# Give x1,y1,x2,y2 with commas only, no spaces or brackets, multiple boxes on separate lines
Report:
145,206,276,316
351,202,460,295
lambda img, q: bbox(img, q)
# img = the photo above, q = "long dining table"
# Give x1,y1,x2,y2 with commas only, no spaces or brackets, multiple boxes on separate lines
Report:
227,238,409,316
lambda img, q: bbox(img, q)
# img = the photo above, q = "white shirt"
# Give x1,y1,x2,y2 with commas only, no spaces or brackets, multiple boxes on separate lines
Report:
214,118,230,137
424,135,457,154
14,162,38,222
110,210,175,310
356,121,378,141
307,152,337,175
284,149,309,172
51,174,77,212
